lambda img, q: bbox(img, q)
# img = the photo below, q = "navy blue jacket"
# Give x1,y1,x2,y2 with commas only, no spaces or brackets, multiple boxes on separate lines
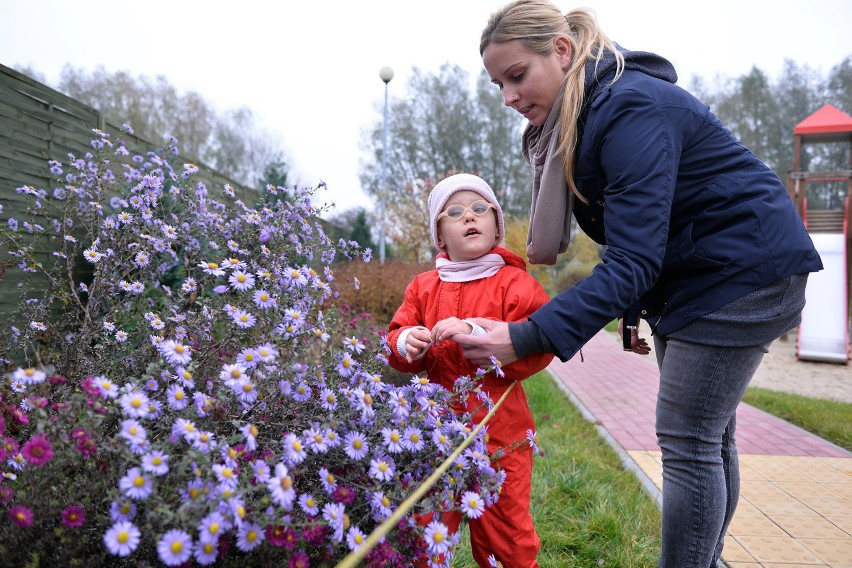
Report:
530,50,822,361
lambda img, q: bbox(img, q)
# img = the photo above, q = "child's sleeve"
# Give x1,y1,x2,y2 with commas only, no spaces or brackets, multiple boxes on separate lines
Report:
386,279,433,374
498,273,555,381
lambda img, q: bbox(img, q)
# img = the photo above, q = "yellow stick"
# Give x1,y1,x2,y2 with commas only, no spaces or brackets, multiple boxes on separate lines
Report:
335,381,517,568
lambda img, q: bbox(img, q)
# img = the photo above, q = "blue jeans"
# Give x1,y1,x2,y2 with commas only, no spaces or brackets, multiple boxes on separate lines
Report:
653,336,769,567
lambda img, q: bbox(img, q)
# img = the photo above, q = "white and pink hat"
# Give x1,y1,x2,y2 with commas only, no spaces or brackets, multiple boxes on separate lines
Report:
427,173,505,251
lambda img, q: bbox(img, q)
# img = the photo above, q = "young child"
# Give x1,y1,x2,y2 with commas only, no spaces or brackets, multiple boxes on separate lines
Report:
386,173,553,568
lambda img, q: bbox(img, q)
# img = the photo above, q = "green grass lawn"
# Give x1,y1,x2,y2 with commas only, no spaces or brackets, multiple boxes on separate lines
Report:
743,386,852,451
449,369,851,567
452,372,661,567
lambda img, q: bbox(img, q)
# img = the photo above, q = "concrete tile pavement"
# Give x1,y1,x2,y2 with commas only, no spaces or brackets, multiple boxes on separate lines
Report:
546,330,851,567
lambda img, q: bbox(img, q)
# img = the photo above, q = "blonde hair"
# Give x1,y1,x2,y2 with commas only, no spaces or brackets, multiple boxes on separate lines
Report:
480,0,624,201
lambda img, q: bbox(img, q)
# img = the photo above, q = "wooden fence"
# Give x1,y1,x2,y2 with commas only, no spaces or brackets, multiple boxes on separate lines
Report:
0,63,256,355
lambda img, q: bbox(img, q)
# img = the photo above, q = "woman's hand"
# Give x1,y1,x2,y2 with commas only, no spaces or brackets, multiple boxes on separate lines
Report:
617,318,651,355
455,318,519,367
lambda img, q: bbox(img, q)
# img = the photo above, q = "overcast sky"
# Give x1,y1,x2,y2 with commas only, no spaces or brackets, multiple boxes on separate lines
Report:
2,0,850,215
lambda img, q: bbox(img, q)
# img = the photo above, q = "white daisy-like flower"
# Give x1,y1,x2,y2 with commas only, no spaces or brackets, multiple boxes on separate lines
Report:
460,490,486,519
83,247,102,263
120,419,147,445
198,261,225,277
134,251,150,268
267,462,296,508
96,375,119,398
103,521,141,557
159,339,192,365
231,309,256,329
252,289,276,310
119,467,153,499
219,363,248,388
119,390,151,419
228,270,255,291
157,528,192,566
142,450,170,476
161,224,178,239
235,521,264,552
12,367,46,385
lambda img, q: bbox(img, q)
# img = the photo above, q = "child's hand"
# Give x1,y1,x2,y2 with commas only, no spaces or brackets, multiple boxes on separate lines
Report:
431,317,473,345
405,327,433,363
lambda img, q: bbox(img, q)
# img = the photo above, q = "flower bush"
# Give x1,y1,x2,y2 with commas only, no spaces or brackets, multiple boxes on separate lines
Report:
0,129,502,566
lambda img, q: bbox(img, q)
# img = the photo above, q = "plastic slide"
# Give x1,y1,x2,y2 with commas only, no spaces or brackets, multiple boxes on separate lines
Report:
797,200,850,364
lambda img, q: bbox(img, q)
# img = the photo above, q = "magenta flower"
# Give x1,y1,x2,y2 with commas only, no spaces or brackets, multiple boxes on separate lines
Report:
61,505,86,528
21,434,54,466
0,485,14,505
9,505,33,528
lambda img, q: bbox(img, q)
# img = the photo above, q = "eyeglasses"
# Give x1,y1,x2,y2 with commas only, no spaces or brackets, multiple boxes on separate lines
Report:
436,200,495,222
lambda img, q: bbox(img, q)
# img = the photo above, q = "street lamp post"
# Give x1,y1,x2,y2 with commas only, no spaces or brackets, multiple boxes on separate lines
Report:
378,65,393,263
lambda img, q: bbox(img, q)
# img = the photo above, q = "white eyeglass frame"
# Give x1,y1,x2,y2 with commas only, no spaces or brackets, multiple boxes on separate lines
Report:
436,200,495,222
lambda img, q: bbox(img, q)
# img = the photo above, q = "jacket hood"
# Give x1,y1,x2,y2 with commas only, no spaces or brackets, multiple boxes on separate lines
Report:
585,44,678,93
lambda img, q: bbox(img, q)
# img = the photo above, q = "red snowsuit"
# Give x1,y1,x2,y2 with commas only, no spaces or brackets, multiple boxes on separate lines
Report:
387,245,553,568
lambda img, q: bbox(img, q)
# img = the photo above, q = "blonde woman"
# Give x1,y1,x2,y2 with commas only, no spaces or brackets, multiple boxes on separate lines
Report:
461,1,822,566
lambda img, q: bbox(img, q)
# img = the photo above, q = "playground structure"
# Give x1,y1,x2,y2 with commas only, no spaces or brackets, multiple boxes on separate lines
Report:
786,104,852,364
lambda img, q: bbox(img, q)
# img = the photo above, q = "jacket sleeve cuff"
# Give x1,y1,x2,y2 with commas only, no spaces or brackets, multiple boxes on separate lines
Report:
508,319,555,359
396,326,430,360
464,319,487,336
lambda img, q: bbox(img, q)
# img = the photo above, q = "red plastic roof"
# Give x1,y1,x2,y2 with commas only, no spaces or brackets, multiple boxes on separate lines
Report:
793,104,852,135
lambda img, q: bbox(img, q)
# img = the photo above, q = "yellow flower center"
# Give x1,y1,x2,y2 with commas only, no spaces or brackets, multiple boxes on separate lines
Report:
353,440,362,449
117,531,129,544
133,476,145,487
171,541,183,553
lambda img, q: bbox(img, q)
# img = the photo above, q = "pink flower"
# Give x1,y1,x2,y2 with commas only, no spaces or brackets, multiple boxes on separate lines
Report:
61,505,85,528
1,437,19,460
11,407,28,425
0,485,14,505
21,434,54,466
9,505,33,528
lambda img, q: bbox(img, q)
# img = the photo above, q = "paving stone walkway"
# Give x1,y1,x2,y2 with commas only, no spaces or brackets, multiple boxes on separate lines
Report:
547,330,851,567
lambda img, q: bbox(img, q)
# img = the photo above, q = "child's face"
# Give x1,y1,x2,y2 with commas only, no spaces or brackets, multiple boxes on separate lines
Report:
437,190,500,262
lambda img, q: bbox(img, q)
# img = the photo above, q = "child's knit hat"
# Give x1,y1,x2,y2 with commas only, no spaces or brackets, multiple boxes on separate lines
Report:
428,173,505,251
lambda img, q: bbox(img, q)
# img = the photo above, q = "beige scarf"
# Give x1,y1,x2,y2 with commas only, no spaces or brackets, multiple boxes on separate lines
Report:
521,82,574,265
